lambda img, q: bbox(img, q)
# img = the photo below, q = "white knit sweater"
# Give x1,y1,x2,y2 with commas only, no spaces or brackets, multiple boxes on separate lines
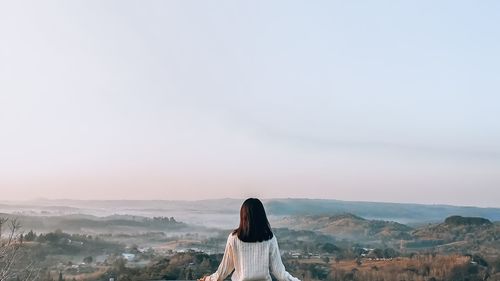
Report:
208,233,301,281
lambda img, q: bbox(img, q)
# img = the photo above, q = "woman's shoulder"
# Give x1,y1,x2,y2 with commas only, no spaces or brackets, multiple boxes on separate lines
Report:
270,234,277,243
227,232,238,243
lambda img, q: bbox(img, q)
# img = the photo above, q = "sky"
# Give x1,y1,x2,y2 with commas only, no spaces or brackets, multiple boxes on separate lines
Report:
0,1,499,207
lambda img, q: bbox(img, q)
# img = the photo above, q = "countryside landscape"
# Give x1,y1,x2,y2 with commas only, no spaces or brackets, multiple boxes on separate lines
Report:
1,198,499,281
2,1,499,281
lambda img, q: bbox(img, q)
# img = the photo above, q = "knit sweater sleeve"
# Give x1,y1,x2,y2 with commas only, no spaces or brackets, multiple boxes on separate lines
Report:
208,234,235,281
269,236,301,281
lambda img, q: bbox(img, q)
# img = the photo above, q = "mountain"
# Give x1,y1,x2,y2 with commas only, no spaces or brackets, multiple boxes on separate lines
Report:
444,215,492,226
412,216,498,243
274,213,413,241
2,198,500,228
265,199,500,224
0,213,203,234
275,213,500,259
406,216,500,257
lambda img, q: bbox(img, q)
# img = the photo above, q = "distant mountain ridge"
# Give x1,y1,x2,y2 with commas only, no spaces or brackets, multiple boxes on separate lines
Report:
2,198,500,225
264,199,500,224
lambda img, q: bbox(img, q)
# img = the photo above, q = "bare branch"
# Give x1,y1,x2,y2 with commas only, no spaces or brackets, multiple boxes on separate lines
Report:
0,217,39,281
0,217,9,241
7,219,21,246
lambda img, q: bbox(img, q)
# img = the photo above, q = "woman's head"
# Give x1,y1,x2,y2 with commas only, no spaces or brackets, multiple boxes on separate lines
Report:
232,198,273,242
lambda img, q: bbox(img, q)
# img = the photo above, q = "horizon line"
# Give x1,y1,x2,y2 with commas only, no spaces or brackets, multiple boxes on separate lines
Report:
1,197,499,209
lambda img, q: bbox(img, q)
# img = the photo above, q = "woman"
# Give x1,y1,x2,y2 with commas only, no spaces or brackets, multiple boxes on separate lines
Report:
199,198,301,281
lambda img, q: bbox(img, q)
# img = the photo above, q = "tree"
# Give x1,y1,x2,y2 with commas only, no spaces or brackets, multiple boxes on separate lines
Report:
113,258,127,273
322,256,330,264
493,257,500,273
24,230,37,242
382,248,399,258
0,218,9,240
0,217,40,281
200,258,211,270
471,254,489,267
321,243,339,254
185,268,193,280
83,256,93,264
367,249,384,259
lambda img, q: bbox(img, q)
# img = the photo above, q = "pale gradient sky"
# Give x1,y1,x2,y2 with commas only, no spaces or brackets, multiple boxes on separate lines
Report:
1,1,499,207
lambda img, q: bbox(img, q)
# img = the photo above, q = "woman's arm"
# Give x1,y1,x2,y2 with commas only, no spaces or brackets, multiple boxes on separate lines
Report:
206,234,235,281
270,236,301,281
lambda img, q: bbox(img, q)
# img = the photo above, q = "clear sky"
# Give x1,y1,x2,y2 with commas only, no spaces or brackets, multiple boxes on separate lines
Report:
1,1,499,207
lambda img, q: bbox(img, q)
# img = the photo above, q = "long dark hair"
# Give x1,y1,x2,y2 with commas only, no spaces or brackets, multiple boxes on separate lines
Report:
232,198,274,242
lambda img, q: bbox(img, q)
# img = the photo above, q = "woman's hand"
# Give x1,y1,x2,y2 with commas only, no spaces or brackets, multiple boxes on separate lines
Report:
197,276,208,281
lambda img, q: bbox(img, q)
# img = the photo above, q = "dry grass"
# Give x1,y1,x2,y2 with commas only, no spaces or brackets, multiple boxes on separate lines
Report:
48,266,109,281
156,239,201,250
329,255,474,281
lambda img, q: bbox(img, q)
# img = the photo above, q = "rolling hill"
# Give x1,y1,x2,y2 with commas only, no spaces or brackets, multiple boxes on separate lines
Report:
402,216,500,258
274,213,413,241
